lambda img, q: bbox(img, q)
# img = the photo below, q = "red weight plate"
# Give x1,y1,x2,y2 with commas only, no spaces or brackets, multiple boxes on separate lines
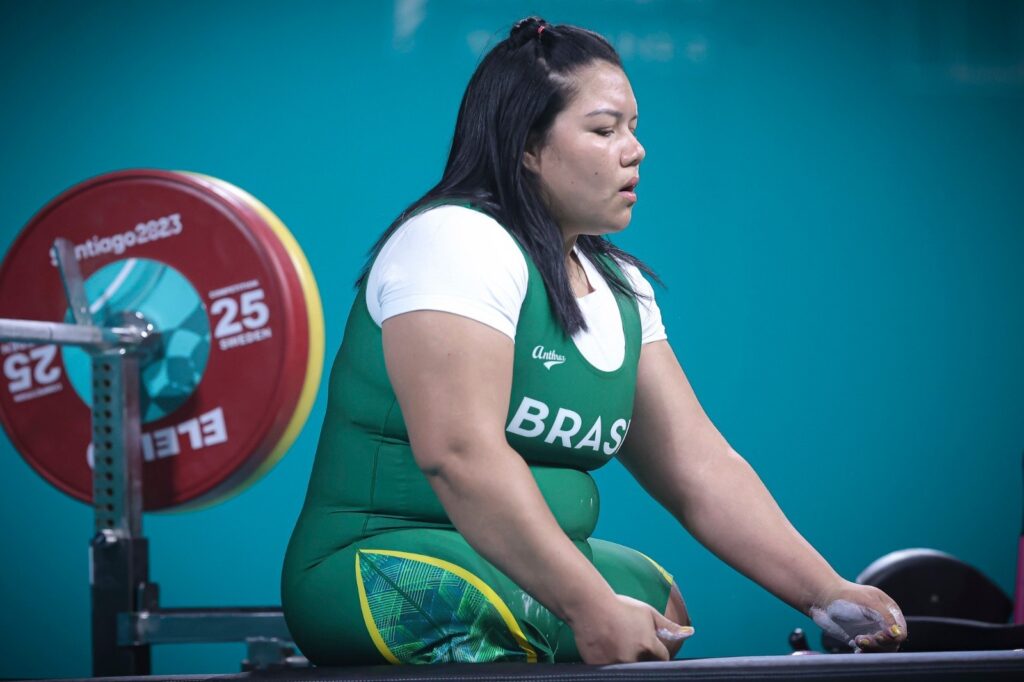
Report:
182,174,325,507
0,170,310,510
169,172,314,509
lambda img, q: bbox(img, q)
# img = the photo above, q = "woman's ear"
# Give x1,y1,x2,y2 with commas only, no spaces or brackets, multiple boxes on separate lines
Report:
522,145,541,174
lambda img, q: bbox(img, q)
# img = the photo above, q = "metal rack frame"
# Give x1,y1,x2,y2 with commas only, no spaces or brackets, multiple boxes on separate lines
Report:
1,239,306,675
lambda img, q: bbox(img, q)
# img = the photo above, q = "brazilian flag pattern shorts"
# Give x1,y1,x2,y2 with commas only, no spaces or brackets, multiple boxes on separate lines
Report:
284,528,675,665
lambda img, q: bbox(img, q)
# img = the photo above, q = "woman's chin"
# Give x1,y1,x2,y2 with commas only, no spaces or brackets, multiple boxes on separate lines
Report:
606,214,634,234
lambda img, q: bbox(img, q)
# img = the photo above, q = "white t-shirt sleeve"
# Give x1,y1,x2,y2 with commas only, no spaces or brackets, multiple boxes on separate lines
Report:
621,262,668,345
366,206,528,340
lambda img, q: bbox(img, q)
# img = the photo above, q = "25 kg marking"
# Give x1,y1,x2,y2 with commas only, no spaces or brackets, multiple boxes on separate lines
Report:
211,288,269,338
3,345,62,401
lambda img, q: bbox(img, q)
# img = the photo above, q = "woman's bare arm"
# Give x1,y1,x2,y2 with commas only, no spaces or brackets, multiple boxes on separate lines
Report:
382,311,687,662
618,340,843,612
617,340,905,651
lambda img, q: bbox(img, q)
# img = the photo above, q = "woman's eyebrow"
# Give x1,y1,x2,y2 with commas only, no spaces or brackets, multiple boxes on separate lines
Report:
585,108,638,121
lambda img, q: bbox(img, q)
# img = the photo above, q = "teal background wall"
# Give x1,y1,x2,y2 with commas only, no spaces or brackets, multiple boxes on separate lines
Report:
1,0,1022,677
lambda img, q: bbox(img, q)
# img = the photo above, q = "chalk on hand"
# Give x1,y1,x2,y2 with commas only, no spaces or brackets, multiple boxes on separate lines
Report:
657,626,695,641
811,599,893,652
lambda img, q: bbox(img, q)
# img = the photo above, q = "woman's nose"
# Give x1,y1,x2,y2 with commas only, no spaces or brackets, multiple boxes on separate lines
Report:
623,137,645,166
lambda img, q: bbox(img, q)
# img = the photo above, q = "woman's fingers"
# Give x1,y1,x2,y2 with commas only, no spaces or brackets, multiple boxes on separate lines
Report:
860,593,907,651
811,583,908,652
652,609,695,643
650,602,694,660
855,610,906,653
887,603,908,640
855,631,898,652
575,594,695,664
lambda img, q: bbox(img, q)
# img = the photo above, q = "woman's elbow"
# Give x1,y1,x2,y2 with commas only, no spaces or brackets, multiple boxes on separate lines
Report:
409,430,508,481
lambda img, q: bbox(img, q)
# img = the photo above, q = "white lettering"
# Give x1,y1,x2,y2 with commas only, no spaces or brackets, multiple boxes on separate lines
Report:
1,342,33,355
208,279,259,300
211,286,270,344
141,433,155,462
177,418,203,450
239,289,269,329
544,408,582,447
506,396,549,438
4,353,31,393
153,427,180,458
507,397,629,455
217,326,272,351
531,345,566,369
4,344,62,400
48,213,184,267
603,418,631,455
199,407,227,446
575,417,602,451
87,406,228,468
30,345,61,384
12,383,61,402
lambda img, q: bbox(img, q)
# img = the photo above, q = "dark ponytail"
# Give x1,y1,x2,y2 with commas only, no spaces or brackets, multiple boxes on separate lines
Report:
357,16,659,335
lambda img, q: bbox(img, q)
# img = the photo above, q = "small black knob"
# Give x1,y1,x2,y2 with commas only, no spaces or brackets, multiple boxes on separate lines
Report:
789,627,810,651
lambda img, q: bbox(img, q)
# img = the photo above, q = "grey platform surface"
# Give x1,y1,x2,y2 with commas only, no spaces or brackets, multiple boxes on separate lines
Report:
20,650,1024,682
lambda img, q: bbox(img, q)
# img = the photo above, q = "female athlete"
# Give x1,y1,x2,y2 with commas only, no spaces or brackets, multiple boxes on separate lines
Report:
281,17,907,666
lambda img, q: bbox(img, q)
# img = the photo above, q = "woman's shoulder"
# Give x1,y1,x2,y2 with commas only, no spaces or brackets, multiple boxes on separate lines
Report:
378,204,527,274
394,204,520,252
366,204,529,338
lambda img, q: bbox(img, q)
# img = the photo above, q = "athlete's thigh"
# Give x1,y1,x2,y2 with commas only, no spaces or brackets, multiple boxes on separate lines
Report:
547,538,678,661
590,538,675,608
286,528,563,665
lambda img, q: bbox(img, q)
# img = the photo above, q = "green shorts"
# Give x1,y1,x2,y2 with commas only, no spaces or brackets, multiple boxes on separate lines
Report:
282,528,674,665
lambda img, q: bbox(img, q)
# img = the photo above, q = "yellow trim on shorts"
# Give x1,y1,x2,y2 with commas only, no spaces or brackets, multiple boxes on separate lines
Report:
356,548,538,663
636,550,675,585
354,551,402,664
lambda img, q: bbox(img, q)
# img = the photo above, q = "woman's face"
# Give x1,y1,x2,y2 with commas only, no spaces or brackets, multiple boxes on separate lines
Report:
524,60,645,241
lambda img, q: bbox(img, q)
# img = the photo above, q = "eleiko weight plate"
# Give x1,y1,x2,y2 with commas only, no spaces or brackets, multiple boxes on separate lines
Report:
0,169,322,510
177,173,324,509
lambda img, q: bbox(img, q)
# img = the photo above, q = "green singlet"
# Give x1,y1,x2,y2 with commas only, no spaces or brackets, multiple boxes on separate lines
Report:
282,212,674,665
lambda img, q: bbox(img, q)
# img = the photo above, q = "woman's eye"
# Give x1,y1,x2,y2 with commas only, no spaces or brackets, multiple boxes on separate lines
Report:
596,129,614,137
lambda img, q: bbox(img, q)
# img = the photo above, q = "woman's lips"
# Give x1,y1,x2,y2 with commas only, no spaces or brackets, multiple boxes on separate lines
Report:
619,177,639,203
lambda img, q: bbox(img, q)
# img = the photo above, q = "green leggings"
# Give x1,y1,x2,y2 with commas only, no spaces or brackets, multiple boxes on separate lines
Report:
283,528,674,665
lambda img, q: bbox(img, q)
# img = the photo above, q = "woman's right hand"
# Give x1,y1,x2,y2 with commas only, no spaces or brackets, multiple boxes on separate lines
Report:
571,594,694,664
